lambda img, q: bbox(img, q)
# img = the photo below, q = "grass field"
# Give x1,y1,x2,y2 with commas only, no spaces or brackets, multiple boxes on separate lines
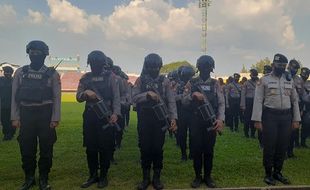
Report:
0,93,310,189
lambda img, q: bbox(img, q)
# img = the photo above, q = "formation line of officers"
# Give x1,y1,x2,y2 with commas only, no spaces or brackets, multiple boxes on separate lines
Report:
1,40,309,190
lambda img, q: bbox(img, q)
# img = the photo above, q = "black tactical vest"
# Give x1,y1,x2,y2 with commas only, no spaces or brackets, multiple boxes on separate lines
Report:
191,77,218,114
138,75,165,109
16,66,54,103
82,72,113,101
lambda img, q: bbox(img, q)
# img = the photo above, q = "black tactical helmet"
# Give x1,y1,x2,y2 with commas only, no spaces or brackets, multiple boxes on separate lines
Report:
288,59,300,69
87,50,107,65
143,53,163,69
106,57,114,69
301,67,310,75
26,40,49,55
112,65,122,76
177,66,185,77
196,55,215,72
2,66,14,74
180,66,195,78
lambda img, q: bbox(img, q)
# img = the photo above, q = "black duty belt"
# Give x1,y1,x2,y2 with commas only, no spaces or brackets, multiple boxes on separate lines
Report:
264,107,291,115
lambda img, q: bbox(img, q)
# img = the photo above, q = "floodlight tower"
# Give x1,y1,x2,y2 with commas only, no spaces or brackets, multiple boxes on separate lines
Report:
199,0,212,55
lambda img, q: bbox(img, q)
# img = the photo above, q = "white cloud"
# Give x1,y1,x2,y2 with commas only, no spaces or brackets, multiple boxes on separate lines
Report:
103,0,201,48
0,4,16,25
27,9,44,24
46,0,104,34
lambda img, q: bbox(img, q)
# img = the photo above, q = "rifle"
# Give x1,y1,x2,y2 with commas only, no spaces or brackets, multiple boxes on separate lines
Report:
196,84,222,135
89,80,121,131
147,81,171,132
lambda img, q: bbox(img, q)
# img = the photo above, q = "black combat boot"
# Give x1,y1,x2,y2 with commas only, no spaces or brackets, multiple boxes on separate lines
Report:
81,171,98,188
264,168,276,186
19,174,36,190
137,169,151,190
97,169,108,189
39,175,51,190
204,175,216,188
273,171,290,185
191,174,202,188
152,169,164,190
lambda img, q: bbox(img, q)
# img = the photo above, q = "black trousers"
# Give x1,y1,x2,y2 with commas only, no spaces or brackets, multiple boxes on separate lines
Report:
287,129,299,155
82,107,114,175
177,108,192,157
229,97,240,131
190,114,216,177
115,114,125,148
18,104,56,177
138,109,166,170
244,98,255,137
301,120,310,145
1,108,16,138
262,109,291,173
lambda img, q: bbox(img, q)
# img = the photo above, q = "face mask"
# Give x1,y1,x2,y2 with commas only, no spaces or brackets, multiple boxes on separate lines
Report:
290,68,298,76
90,62,103,75
274,67,285,76
29,55,46,71
199,70,210,81
301,74,309,81
146,68,160,79
251,76,258,81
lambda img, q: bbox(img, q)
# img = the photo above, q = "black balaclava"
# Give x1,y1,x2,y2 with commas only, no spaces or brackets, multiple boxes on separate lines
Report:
30,54,46,71
180,66,195,83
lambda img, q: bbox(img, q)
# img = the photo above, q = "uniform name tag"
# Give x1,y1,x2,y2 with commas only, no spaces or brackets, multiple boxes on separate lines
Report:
27,73,42,79
284,83,292,89
267,83,278,88
201,85,210,91
92,77,104,82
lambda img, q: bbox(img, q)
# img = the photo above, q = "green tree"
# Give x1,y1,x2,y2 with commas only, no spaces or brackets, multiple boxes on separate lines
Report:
251,57,271,73
160,60,193,74
240,64,248,73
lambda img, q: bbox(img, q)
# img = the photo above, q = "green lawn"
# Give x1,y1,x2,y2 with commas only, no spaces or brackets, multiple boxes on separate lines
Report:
0,96,310,189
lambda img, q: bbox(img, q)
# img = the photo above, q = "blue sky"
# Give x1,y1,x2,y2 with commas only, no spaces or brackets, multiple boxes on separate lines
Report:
0,0,309,76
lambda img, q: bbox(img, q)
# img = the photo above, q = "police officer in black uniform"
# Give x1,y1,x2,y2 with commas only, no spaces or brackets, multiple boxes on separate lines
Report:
0,66,15,141
76,51,120,189
182,55,225,188
11,40,61,190
252,53,300,186
132,53,177,190
175,66,195,161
